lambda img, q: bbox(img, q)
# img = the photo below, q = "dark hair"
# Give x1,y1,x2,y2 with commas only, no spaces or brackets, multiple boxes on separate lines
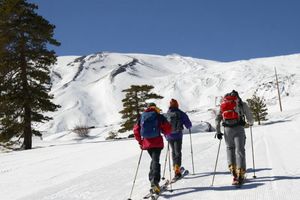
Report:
147,102,156,107
230,90,239,97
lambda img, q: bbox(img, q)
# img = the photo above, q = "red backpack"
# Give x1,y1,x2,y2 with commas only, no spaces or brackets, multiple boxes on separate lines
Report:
220,95,240,120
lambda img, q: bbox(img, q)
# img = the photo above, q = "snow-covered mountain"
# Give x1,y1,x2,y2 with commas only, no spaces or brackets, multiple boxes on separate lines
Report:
41,52,300,138
1,52,300,200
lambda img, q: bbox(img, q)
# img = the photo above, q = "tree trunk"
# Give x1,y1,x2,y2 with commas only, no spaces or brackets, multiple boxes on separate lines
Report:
20,36,32,149
23,104,32,149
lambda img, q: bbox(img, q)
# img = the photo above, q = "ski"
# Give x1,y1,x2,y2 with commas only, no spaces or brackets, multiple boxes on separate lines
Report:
143,180,170,199
171,167,189,183
235,177,246,188
143,167,189,199
232,175,247,188
149,192,162,200
148,167,189,199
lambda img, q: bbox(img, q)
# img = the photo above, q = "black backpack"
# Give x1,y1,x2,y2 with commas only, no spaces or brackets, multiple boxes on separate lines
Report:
165,111,183,132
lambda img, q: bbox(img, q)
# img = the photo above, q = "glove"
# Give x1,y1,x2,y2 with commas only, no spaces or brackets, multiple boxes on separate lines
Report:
139,142,143,150
248,120,254,126
216,133,223,140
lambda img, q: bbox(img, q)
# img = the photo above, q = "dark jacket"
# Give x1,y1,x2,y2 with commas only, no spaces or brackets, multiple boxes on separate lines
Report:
165,107,192,141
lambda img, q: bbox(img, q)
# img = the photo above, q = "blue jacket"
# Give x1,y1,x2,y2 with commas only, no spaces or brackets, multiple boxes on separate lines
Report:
165,107,192,141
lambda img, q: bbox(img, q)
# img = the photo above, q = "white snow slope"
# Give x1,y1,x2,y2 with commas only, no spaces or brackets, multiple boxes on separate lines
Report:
1,52,300,200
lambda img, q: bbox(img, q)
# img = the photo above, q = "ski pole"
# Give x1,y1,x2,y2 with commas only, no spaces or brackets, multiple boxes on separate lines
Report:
162,143,169,180
189,128,195,175
250,126,257,178
211,138,222,186
168,142,173,192
128,149,143,200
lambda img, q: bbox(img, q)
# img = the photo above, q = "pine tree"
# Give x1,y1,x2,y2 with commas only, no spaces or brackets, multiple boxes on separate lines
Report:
0,0,60,149
119,85,163,133
246,93,268,125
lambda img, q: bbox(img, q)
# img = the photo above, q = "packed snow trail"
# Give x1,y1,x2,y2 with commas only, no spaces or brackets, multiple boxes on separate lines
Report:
1,110,300,200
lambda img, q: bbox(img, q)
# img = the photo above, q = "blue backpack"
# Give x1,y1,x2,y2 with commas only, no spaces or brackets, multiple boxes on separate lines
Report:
140,111,160,138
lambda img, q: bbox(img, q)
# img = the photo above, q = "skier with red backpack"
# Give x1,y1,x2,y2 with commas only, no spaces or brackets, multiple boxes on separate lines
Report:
133,103,172,194
165,99,192,180
215,90,254,185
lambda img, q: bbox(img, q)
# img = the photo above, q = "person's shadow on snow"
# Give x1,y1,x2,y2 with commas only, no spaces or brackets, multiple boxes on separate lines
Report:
160,182,264,199
182,167,272,180
160,168,300,198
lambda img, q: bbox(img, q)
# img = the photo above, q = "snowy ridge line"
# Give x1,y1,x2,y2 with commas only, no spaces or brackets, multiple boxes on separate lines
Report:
43,52,300,137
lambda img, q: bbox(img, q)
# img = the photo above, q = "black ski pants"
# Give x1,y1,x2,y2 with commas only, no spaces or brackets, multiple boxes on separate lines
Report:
147,148,162,185
169,139,182,168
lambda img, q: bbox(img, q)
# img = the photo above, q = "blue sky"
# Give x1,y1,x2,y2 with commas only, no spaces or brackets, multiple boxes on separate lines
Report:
29,0,300,61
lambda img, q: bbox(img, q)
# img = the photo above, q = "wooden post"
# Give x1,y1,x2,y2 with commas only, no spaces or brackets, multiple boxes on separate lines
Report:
274,67,283,112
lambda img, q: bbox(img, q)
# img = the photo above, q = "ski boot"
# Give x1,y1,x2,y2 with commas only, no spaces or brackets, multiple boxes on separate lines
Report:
229,164,239,185
236,168,246,184
173,164,182,180
150,182,160,195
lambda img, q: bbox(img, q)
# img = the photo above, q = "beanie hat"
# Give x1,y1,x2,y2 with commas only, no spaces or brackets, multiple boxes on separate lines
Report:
170,99,179,108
